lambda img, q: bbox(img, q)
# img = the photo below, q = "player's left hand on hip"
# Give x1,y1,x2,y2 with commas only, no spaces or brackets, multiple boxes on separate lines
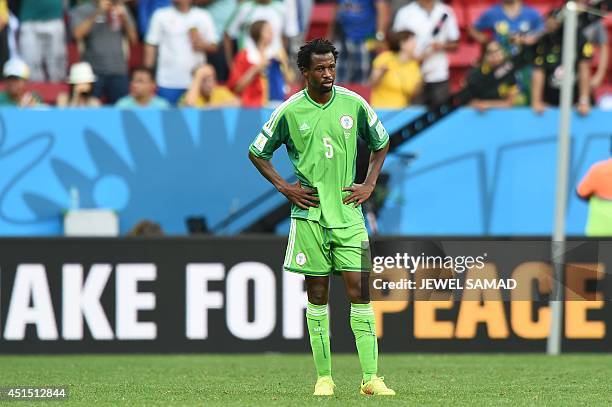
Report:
342,184,374,207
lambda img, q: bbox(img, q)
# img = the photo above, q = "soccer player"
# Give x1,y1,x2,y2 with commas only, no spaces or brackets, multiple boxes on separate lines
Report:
248,38,394,396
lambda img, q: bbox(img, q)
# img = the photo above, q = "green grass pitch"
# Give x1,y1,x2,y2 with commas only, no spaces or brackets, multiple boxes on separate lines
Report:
1,354,610,406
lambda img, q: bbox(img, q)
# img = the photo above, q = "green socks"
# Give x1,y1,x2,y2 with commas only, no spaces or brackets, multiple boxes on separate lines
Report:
306,302,378,382
350,303,378,382
306,302,331,377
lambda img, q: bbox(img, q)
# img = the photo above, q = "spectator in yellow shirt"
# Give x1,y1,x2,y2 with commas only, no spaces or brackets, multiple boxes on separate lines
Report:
180,64,239,108
0,0,8,73
370,30,422,109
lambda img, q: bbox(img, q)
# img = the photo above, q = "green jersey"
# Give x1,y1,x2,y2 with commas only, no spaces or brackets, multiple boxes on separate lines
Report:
20,0,64,22
249,86,389,228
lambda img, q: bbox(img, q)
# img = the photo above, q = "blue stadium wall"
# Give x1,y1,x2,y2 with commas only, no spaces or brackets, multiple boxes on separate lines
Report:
0,107,610,236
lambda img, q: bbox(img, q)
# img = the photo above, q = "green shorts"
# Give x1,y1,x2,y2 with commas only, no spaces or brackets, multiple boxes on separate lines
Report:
283,218,371,276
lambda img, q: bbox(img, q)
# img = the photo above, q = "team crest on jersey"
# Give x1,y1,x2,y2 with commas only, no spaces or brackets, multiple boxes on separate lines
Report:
340,115,354,130
296,252,307,266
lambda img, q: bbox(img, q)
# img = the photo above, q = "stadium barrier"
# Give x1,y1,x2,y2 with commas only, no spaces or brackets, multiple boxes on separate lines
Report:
0,237,609,353
0,107,610,236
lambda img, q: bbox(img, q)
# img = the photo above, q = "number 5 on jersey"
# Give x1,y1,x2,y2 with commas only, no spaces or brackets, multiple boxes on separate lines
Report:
323,137,333,158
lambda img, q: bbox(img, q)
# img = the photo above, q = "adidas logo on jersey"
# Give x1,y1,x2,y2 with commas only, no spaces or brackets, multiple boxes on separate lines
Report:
299,123,310,132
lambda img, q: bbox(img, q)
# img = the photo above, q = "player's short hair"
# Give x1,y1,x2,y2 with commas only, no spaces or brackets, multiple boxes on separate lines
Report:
131,66,155,81
388,30,415,52
297,38,339,72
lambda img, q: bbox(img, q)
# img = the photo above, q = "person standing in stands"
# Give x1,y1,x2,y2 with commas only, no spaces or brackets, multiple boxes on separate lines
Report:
469,0,544,105
71,0,138,104
531,11,592,116
370,30,422,109
469,0,543,51
577,147,612,236
17,0,67,82
137,0,170,38
392,0,459,108
333,0,390,84
145,0,218,105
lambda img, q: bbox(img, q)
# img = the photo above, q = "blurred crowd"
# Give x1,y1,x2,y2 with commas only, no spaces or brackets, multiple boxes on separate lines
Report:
0,0,609,115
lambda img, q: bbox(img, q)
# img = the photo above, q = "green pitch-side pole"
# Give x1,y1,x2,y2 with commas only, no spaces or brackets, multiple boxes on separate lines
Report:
547,1,578,356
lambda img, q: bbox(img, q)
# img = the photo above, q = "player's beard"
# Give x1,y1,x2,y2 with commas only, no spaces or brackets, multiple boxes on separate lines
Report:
320,80,334,93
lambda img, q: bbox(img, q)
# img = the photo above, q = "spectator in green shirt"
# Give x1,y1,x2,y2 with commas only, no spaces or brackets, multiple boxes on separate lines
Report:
0,58,42,106
18,0,67,82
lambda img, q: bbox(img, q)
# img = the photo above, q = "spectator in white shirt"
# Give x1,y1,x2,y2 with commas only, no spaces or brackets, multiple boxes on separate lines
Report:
393,0,459,107
144,0,218,105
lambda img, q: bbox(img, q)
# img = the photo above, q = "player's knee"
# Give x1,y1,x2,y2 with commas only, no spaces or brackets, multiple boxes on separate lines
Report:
308,285,329,305
346,281,365,303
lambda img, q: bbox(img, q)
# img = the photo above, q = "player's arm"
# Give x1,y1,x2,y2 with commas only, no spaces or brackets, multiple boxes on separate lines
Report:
248,114,319,210
248,152,319,210
365,143,389,190
343,143,388,206
344,105,390,206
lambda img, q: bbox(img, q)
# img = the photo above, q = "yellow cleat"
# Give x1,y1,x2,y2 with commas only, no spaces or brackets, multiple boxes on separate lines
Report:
360,375,396,396
313,376,335,396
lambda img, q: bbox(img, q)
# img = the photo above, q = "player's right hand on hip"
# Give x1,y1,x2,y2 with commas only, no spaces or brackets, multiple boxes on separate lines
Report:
279,180,319,210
